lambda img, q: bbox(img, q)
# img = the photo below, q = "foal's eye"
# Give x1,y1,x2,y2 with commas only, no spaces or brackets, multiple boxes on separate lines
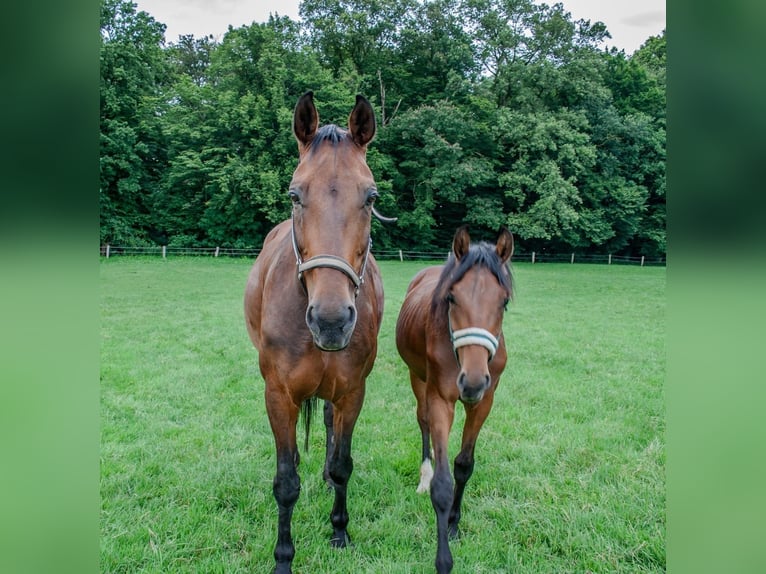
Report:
446,293,455,304
365,190,379,207
288,191,301,205
503,297,510,310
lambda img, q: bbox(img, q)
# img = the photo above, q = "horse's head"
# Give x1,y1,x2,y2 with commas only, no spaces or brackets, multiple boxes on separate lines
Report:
289,91,378,351
443,226,514,403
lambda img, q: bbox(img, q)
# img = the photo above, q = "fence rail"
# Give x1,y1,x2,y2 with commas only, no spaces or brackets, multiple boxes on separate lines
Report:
100,245,665,267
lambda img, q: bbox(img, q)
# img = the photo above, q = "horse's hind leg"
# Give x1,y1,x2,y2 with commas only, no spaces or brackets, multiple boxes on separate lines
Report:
265,387,301,574
326,389,365,548
410,372,433,493
448,394,494,540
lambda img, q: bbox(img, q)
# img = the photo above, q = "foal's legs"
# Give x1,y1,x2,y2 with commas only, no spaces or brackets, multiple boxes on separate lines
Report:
326,388,365,548
265,386,301,574
410,373,433,493
427,388,457,574
448,393,494,539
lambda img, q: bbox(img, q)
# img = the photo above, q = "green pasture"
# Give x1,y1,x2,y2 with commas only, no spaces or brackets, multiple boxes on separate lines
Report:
101,257,665,573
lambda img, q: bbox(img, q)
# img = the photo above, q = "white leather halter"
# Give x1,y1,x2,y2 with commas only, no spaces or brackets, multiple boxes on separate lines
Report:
450,327,499,361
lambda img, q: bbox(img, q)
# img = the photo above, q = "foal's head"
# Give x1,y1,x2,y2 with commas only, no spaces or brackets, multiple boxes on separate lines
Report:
435,226,514,403
289,92,378,351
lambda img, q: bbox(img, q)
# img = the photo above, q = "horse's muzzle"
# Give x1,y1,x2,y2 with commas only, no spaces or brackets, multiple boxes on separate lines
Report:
306,303,357,351
457,371,491,404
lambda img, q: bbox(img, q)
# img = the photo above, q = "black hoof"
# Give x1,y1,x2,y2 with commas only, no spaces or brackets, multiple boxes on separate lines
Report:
448,523,460,540
330,531,352,548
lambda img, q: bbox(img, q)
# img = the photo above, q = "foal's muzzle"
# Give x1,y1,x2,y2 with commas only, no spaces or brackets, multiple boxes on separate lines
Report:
451,328,498,403
457,370,491,404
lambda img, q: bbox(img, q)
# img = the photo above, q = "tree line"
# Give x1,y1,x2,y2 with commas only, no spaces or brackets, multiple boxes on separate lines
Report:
100,0,665,257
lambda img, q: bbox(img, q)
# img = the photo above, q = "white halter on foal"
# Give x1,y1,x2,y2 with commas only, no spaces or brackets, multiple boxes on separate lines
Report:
450,327,499,362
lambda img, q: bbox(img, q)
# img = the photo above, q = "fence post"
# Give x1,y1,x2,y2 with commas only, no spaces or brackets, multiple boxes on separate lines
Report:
105,244,110,258
608,254,612,265
215,246,220,257
532,251,536,264
571,253,575,264
641,255,645,267
399,249,403,262
162,245,167,259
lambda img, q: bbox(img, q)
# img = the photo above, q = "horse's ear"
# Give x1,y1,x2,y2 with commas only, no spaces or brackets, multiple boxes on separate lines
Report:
293,91,319,148
495,227,514,263
348,95,376,148
452,225,471,261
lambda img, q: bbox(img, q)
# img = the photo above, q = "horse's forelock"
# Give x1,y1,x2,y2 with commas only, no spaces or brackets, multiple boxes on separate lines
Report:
430,242,513,314
306,124,346,154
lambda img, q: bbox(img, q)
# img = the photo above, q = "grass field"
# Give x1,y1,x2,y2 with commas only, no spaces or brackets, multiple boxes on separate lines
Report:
100,257,665,573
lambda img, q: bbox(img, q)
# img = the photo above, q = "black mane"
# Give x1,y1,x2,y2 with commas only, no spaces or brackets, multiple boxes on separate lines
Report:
431,241,513,315
308,124,347,153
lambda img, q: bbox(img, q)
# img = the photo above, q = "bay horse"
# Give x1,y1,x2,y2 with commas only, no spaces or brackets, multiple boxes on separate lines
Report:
245,92,387,574
395,225,514,574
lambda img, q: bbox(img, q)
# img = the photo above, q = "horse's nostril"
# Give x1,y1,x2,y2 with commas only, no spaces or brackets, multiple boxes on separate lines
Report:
306,305,315,323
347,306,356,323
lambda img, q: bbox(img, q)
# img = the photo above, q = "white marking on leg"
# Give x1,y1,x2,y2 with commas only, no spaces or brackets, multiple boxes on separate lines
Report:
416,458,434,494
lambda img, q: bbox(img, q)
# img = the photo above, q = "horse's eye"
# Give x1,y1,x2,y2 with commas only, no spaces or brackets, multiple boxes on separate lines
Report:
289,191,301,205
503,297,510,310
365,190,379,206
446,293,455,304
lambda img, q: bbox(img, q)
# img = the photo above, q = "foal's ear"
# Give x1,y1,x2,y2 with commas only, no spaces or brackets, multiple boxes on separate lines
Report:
452,225,471,261
495,227,514,263
348,95,376,148
293,91,319,148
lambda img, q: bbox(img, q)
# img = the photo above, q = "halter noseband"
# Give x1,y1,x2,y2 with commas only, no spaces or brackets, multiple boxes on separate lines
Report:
451,327,499,362
447,308,499,365
291,214,371,297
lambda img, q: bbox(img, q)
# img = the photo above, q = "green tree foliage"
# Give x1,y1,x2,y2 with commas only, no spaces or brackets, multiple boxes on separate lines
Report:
495,108,596,248
100,0,169,245
300,0,417,81
151,18,315,247
388,0,479,109
99,0,665,257
379,102,498,248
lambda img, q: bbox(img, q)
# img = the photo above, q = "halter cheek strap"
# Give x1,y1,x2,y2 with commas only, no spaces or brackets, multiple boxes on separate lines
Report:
451,328,499,361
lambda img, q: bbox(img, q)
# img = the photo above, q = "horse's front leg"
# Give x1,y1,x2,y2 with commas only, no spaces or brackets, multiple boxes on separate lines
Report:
427,390,457,574
265,387,301,574
410,372,433,493
326,389,365,548
449,394,494,540
322,399,334,488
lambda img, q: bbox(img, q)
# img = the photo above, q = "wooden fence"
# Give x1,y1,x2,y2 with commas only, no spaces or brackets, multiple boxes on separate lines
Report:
100,245,665,267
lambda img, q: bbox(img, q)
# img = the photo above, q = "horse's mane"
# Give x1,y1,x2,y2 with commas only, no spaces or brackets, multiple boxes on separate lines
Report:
431,242,513,316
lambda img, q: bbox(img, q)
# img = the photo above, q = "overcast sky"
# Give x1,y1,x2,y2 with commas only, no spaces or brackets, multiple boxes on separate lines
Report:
134,0,665,55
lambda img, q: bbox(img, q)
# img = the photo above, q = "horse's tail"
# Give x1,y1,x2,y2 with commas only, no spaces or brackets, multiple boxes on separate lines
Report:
301,396,319,452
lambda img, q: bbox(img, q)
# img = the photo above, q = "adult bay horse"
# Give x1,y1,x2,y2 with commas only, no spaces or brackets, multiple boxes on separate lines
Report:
245,92,386,574
395,225,514,574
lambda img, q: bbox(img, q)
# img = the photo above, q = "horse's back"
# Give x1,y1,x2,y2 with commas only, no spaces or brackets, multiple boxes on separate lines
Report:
395,266,443,378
